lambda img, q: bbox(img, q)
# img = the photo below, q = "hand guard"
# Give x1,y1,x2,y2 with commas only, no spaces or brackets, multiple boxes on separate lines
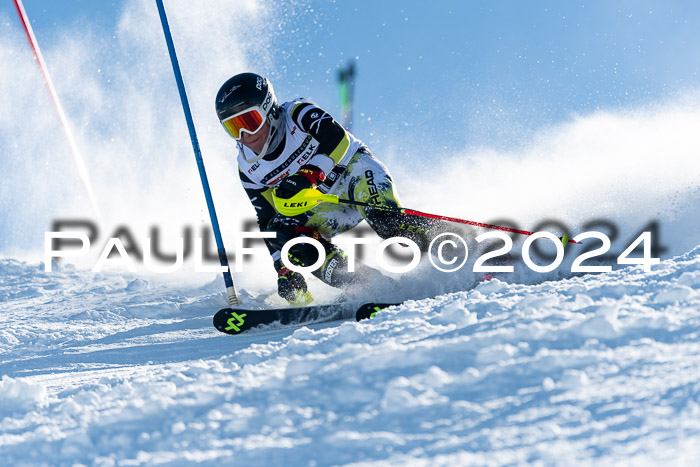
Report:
275,165,326,199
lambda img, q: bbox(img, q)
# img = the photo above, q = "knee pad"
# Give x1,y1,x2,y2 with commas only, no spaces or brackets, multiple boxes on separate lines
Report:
286,240,325,269
365,209,438,251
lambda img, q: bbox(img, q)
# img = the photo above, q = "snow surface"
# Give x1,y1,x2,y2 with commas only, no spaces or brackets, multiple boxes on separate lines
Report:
1,246,699,465
2,1,700,464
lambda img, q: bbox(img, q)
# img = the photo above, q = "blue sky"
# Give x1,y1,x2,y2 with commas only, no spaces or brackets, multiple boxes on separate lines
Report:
6,0,700,152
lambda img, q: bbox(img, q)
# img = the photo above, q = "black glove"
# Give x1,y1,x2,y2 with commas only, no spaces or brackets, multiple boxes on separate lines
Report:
275,165,326,199
275,261,309,303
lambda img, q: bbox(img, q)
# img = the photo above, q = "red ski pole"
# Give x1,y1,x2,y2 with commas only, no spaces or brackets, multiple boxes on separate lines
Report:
338,198,580,244
273,189,581,245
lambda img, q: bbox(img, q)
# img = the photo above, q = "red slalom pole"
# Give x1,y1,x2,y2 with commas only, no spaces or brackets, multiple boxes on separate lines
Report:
13,0,101,218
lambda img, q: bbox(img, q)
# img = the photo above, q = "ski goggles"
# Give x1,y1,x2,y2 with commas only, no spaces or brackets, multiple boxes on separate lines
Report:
220,107,266,140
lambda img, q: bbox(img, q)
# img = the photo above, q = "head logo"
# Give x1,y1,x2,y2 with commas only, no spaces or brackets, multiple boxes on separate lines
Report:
365,169,380,204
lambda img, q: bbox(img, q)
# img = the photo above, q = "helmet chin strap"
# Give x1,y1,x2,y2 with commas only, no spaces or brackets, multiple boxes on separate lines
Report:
256,129,274,159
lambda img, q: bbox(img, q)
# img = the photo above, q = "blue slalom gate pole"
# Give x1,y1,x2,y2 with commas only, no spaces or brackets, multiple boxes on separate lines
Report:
155,0,239,306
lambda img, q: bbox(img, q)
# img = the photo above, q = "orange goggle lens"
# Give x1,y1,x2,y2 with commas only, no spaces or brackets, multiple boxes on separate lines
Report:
221,109,265,140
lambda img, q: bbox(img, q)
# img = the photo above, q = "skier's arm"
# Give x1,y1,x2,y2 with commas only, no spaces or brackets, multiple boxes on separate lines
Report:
239,168,278,255
290,102,350,176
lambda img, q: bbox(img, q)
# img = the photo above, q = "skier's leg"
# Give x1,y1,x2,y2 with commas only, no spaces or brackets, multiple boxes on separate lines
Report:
267,213,363,289
344,148,446,251
269,194,393,292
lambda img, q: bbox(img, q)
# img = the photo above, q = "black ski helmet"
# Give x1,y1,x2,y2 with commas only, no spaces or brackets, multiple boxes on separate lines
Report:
215,72,279,129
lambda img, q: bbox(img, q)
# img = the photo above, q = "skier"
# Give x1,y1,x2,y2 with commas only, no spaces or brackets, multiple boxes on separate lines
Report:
215,72,438,304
